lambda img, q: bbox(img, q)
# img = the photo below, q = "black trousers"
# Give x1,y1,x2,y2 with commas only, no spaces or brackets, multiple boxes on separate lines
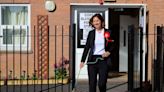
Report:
87,55,109,92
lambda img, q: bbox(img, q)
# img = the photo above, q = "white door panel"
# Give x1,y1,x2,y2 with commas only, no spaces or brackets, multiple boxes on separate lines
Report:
119,15,138,72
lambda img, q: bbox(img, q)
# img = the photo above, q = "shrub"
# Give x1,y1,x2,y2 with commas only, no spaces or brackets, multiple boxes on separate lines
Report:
54,57,69,79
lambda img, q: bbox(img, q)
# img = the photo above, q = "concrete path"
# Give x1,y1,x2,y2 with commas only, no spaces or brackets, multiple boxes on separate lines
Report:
75,74,128,92
0,74,128,92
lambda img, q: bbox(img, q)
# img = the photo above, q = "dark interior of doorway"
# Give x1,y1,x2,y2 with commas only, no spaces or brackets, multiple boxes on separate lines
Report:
108,8,139,72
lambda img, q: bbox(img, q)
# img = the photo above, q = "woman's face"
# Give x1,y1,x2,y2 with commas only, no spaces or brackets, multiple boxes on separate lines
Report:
92,16,102,30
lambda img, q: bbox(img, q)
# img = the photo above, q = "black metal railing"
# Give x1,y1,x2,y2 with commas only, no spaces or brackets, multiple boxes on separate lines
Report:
153,25,164,92
0,25,72,92
128,24,164,92
1,24,163,92
128,25,143,92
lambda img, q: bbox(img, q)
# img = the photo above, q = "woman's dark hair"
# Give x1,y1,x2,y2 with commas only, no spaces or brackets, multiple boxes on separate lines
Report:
89,13,105,28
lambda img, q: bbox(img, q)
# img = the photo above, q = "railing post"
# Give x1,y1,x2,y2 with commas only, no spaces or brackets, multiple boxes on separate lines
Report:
128,26,134,92
140,27,143,92
72,24,76,91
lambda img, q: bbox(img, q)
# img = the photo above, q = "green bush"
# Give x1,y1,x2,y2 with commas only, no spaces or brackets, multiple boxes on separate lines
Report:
54,67,67,79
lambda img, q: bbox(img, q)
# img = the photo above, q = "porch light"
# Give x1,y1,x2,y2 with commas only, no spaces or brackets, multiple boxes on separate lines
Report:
45,0,56,12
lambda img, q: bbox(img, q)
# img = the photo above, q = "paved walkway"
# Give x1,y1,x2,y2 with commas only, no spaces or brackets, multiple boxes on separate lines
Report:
75,74,128,92
0,73,128,92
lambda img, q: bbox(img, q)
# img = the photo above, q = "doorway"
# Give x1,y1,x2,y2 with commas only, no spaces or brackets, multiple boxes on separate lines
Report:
70,3,146,91
109,8,139,72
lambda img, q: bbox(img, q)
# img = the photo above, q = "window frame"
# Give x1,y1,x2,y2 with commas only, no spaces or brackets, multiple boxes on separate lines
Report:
0,4,31,52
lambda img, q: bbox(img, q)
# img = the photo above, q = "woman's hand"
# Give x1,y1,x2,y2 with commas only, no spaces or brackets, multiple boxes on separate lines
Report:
80,62,85,69
102,51,110,58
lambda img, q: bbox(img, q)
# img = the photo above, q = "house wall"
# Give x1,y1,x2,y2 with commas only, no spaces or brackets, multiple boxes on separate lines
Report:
0,0,164,80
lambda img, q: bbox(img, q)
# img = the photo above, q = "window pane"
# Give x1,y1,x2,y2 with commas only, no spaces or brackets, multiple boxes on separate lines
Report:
3,29,12,44
1,6,28,25
3,29,26,45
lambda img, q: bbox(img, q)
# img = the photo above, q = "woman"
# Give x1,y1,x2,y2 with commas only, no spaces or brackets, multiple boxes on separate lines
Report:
80,14,114,92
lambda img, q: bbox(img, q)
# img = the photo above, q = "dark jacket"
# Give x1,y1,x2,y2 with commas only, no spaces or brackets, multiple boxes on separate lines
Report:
81,28,114,63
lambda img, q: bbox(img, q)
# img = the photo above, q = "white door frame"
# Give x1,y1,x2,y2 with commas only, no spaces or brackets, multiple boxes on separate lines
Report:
71,3,146,81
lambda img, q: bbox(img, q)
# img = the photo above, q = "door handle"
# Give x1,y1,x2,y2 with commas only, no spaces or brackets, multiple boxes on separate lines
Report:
123,30,126,47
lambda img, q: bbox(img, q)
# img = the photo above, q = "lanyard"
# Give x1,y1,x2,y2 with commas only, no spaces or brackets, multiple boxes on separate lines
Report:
87,57,104,64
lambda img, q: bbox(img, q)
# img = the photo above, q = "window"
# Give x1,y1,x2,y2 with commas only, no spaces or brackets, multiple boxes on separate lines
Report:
0,4,31,51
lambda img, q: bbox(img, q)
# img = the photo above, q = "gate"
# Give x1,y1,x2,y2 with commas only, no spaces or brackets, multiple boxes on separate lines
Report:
128,26,143,92
153,25,164,92
128,24,164,92
0,24,72,92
